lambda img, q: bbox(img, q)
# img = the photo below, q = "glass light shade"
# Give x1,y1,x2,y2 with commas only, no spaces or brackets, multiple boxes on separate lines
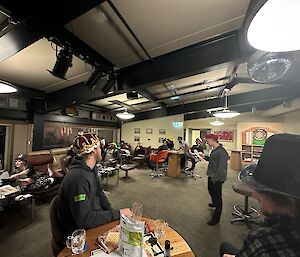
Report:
213,109,240,119
116,111,135,120
247,52,291,83
210,120,224,126
247,0,300,52
0,81,17,93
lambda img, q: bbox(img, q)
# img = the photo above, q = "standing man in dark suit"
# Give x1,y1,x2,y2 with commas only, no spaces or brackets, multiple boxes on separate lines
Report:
201,134,228,225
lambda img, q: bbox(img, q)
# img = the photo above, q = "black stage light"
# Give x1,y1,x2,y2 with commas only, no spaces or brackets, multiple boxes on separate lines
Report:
48,45,73,80
126,90,138,100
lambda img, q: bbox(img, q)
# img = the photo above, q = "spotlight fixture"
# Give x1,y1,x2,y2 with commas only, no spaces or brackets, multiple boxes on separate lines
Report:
210,120,224,126
247,51,292,83
116,110,135,120
48,45,73,80
0,80,17,93
126,91,138,100
247,0,300,52
213,94,240,119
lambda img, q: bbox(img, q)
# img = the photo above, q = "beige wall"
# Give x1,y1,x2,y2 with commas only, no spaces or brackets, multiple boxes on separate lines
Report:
12,124,32,160
121,115,184,149
185,112,284,152
184,119,237,152
281,110,300,134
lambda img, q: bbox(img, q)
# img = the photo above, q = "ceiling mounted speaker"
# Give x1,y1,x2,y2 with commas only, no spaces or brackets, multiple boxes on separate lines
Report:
247,51,292,83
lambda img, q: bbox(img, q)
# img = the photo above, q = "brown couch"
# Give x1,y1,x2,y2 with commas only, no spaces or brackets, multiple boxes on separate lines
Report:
50,148,69,175
26,148,70,199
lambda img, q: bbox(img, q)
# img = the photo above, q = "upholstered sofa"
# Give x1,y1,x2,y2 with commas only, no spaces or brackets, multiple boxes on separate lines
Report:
26,148,70,199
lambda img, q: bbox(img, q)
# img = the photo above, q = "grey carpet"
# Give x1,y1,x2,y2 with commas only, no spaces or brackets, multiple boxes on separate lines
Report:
0,162,262,257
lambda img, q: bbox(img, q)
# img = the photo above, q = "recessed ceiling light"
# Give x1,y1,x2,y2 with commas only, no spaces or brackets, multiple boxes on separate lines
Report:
210,120,224,126
247,0,300,52
116,111,135,120
170,95,181,100
0,81,17,93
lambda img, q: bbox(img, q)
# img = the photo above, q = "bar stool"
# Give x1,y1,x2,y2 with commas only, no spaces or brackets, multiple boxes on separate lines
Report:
231,182,260,228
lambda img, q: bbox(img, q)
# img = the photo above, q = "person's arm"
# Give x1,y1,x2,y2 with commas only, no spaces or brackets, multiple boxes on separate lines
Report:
68,177,120,229
235,230,265,257
10,168,30,179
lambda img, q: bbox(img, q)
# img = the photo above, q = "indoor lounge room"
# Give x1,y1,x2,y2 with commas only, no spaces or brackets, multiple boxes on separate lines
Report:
1,1,300,257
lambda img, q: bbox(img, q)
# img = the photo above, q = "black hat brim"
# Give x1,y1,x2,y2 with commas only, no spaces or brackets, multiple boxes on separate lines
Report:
239,164,296,198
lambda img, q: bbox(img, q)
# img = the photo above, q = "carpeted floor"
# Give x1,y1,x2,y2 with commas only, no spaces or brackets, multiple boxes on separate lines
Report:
0,161,262,257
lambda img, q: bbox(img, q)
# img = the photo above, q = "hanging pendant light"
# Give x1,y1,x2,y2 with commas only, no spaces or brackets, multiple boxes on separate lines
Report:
247,0,300,52
0,81,17,93
116,110,135,120
213,94,240,119
210,120,224,126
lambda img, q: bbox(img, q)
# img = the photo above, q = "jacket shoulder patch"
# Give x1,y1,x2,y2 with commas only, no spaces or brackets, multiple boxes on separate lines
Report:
74,194,86,202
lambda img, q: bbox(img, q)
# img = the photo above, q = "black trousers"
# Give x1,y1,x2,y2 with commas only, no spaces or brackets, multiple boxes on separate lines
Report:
208,177,223,221
219,242,239,256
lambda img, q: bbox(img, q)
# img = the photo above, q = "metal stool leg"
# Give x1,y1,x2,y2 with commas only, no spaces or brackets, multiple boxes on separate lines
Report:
231,196,260,227
150,162,165,179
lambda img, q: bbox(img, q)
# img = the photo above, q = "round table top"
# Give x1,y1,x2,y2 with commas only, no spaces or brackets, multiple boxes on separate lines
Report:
58,217,195,257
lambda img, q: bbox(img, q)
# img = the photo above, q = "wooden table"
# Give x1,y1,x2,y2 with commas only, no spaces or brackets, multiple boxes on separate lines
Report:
167,151,184,178
58,218,195,257
229,150,243,172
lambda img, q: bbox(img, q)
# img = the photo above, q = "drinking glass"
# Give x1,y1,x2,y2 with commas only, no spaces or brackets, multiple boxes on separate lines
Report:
66,229,86,254
154,219,168,239
132,202,143,221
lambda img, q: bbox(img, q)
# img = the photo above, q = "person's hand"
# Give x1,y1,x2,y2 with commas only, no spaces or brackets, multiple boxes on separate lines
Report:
223,255,235,257
10,174,18,179
120,208,133,217
199,152,205,157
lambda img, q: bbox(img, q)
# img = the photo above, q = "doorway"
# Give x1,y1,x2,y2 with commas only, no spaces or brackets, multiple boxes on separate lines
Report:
188,128,211,146
0,126,6,169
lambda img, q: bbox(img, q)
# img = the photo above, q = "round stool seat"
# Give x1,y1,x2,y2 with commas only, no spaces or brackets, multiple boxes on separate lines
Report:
232,182,254,197
120,163,138,171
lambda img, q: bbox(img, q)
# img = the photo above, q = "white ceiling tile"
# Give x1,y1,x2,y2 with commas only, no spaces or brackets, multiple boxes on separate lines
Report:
0,38,93,92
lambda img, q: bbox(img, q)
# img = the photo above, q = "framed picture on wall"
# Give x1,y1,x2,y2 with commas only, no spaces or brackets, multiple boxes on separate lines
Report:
214,130,234,141
134,128,140,134
159,137,165,143
146,128,153,134
134,136,140,142
159,129,166,135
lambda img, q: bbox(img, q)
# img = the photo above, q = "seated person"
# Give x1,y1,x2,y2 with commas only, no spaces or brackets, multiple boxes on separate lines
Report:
10,153,35,185
191,138,204,159
103,142,121,166
120,140,131,151
100,138,107,160
166,138,175,150
10,153,54,191
133,142,146,157
145,139,168,169
119,141,131,158
178,137,196,172
54,132,131,250
220,134,300,257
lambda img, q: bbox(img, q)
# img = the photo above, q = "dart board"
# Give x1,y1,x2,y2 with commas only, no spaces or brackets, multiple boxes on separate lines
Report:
253,129,267,145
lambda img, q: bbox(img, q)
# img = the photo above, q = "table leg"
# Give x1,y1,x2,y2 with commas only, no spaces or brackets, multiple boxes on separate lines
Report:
117,169,119,185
